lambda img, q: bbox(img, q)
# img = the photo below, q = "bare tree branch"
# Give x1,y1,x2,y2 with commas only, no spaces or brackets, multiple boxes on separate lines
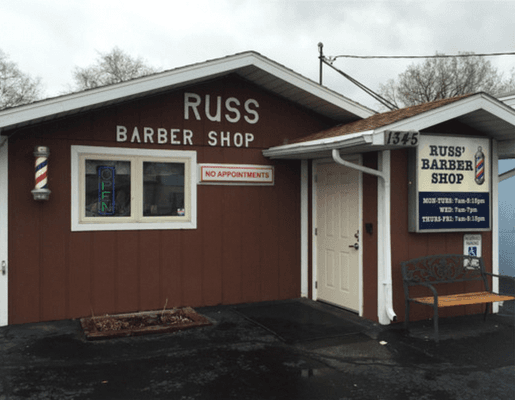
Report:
0,49,43,110
378,52,515,108
72,47,159,91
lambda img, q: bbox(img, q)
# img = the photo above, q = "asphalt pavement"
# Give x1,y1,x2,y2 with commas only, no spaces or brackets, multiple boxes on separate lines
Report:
0,298,513,400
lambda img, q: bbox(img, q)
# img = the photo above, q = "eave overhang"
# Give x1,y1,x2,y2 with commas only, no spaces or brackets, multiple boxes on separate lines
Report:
264,93,515,160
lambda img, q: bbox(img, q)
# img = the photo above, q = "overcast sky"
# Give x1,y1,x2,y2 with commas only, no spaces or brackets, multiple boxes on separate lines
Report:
1,0,515,110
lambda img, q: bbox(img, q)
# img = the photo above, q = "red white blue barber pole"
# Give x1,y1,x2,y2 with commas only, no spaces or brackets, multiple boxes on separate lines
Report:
475,146,485,185
31,146,51,200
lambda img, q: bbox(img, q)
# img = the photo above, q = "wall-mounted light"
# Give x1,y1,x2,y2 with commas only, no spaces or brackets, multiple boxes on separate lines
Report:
31,146,51,201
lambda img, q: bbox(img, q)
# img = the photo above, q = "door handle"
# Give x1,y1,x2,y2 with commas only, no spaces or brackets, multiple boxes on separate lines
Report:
349,243,359,250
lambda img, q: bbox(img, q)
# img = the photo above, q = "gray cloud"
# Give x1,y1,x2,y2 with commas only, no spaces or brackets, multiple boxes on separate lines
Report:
1,0,513,108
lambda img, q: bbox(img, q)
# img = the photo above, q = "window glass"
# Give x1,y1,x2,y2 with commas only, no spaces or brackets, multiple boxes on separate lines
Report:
72,146,197,231
143,162,185,217
85,160,131,217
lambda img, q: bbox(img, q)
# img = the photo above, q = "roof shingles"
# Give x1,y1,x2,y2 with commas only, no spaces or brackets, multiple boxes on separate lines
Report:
292,94,473,144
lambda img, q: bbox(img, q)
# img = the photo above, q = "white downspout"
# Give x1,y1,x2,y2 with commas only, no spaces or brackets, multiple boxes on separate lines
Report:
378,151,396,323
332,149,396,324
300,159,309,298
492,140,499,312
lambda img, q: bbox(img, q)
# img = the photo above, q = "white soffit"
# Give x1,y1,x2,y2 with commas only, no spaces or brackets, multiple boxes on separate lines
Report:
383,93,515,141
0,52,374,133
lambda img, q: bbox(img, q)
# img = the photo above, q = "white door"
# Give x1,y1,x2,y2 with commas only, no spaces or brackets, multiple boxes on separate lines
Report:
316,162,360,311
0,139,7,326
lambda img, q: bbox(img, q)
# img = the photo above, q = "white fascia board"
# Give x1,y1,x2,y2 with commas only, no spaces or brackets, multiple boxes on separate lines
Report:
379,94,515,133
263,130,375,158
0,52,373,130
0,54,254,129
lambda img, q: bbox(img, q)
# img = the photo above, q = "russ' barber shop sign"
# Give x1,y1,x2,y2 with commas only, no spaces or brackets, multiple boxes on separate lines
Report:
408,135,491,232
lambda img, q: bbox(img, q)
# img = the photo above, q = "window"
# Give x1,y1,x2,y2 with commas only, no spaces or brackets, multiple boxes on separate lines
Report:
71,146,196,231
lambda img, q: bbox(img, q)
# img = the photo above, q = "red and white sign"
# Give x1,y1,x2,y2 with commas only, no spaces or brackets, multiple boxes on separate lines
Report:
200,164,274,185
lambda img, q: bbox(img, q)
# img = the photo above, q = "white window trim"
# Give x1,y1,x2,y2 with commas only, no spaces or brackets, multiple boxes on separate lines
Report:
71,145,197,231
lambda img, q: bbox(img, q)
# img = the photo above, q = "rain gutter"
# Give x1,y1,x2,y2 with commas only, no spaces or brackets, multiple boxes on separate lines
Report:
263,130,375,159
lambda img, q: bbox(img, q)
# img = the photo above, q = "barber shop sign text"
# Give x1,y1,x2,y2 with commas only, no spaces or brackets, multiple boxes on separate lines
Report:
116,92,259,148
408,134,491,232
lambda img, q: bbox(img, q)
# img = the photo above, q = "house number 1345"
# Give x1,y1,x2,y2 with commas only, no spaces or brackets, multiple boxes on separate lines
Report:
385,130,419,146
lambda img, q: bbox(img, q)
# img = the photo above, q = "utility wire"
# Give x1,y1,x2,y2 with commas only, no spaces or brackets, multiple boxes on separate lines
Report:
317,43,515,111
330,51,515,60
321,57,398,110
318,42,398,110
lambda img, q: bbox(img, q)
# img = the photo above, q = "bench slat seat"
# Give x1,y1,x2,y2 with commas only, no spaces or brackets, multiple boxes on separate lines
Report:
412,291,515,307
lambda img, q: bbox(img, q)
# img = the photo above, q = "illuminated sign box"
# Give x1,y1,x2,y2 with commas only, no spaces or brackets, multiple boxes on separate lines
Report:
199,164,274,185
408,134,491,232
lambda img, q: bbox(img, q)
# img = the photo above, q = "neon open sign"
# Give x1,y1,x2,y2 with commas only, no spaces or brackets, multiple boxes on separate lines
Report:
98,166,115,215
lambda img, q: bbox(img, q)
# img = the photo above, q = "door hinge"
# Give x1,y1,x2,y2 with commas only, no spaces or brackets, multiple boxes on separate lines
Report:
314,228,317,236
315,281,318,289
314,174,318,183
1,260,6,276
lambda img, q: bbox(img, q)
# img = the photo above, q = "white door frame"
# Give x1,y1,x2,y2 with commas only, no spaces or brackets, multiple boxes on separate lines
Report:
312,155,363,316
0,137,8,326
300,159,309,298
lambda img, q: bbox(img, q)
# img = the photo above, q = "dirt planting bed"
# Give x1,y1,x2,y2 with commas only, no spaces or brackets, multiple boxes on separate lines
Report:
80,307,212,340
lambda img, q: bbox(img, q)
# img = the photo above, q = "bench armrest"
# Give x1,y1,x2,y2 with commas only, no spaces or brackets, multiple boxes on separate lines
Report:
483,272,515,295
483,272,515,282
406,281,439,304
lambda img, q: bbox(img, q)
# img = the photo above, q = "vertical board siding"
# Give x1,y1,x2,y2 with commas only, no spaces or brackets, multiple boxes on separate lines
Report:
181,228,205,307
259,184,280,301
139,230,162,311
200,185,224,306
9,144,42,324
7,76,332,324
91,231,117,315
277,161,301,299
68,232,92,318
239,186,263,303
160,230,184,308
361,152,378,321
116,231,141,313
390,149,493,322
221,186,243,304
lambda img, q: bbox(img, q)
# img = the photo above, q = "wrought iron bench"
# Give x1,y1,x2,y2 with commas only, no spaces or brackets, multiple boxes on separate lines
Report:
401,254,515,342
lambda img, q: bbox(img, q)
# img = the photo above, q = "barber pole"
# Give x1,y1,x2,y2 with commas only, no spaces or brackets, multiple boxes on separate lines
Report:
31,146,51,201
475,146,485,185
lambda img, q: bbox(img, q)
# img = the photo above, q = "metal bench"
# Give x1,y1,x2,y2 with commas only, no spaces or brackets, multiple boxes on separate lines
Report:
401,254,515,342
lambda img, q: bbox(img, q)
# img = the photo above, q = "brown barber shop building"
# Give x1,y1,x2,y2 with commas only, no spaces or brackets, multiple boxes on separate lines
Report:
1,52,515,327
